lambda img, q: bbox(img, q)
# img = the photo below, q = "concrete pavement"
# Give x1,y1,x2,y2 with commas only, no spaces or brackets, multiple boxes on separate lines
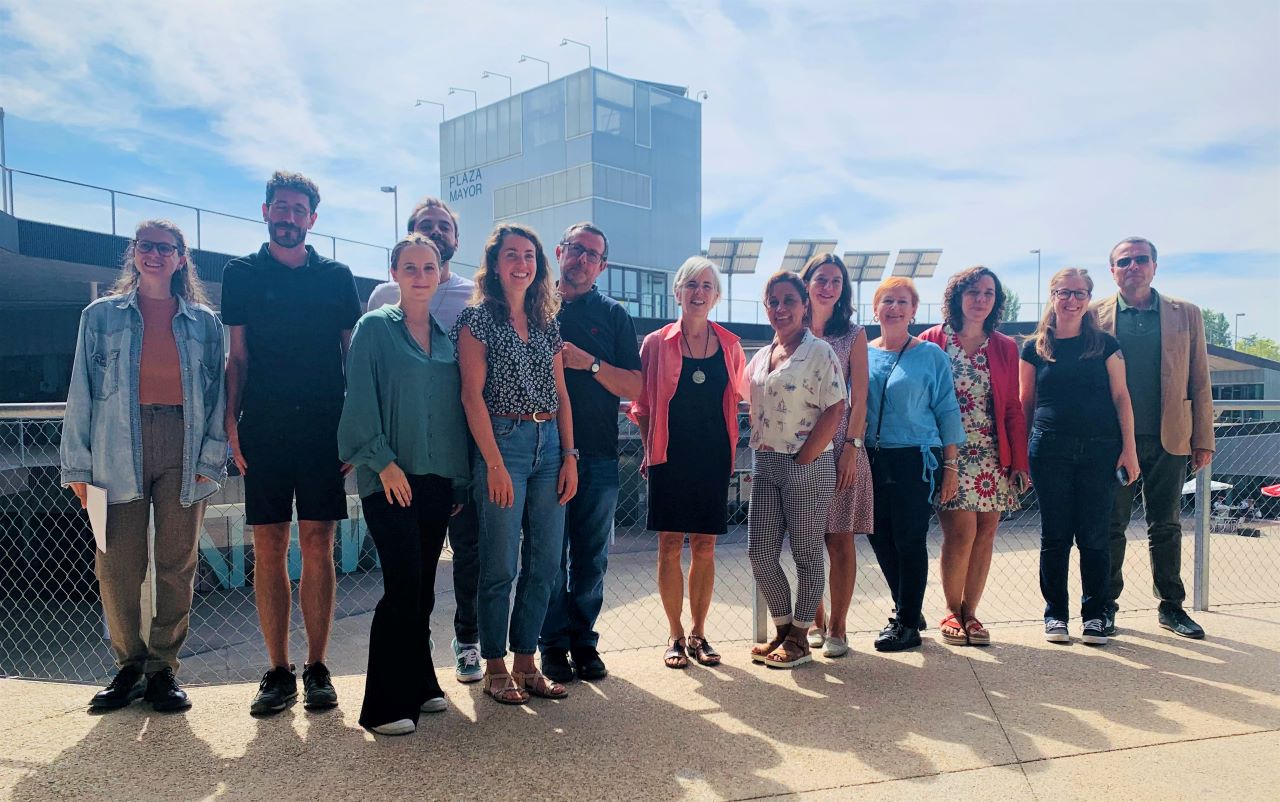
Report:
2,606,1277,801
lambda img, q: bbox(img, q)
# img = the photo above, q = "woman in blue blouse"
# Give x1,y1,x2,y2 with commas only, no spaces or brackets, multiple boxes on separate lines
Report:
865,277,964,652
338,234,471,735
455,223,578,706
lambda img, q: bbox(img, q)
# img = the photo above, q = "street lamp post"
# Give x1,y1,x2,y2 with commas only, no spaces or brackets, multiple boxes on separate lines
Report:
380,186,398,244
1235,313,1246,349
448,87,478,111
414,99,445,121
482,70,512,97
1030,249,1042,320
518,54,550,83
560,38,592,67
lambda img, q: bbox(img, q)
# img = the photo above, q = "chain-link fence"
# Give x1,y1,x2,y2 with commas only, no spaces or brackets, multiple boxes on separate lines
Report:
2,401,1277,686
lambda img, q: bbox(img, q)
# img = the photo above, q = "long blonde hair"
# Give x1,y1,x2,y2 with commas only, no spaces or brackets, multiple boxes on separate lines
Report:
1030,267,1105,362
109,219,209,305
470,223,560,329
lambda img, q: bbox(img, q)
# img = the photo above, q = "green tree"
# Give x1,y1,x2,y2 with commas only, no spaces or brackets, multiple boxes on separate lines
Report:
1236,334,1280,362
1201,308,1232,347
1001,288,1022,322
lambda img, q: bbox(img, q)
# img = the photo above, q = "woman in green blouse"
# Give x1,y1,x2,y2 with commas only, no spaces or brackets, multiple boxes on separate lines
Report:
338,233,470,736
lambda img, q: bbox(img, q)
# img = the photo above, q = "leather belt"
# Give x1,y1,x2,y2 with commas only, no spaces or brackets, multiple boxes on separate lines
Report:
494,411,554,422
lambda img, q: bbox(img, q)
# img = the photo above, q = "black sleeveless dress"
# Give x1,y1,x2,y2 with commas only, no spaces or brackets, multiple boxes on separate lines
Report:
646,353,732,535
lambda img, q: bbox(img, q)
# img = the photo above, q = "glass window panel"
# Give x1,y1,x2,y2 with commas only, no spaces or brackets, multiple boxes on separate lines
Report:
452,119,464,173
596,72,633,107
487,106,499,162
593,164,605,198
621,171,637,205
607,166,622,201
509,98,522,155
515,181,529,215
475,108,489,164
636,86,651,147
580,163,593,197
463,115,475,168
639,175,651,206
552,170,567,205
595,104,621,136
624,268,637,296
541,175,554,208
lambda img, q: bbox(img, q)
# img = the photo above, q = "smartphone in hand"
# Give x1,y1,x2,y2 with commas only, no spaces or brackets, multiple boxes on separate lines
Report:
1116,466,1130,486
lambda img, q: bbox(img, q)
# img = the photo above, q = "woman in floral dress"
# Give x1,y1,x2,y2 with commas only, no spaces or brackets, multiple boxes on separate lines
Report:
921,266,1029,646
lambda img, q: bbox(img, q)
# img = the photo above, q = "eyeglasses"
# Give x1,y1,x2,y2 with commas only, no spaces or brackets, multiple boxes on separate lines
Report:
135,240,181,257
561,242,603,265
1052,289,1090,300
1113,254,1152,268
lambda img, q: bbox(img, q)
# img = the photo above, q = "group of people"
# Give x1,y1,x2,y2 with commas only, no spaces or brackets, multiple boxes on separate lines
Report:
61,170,1216,737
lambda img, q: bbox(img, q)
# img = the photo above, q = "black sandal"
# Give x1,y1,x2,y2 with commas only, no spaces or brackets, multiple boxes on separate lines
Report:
686,635,721,667
664,637,689,669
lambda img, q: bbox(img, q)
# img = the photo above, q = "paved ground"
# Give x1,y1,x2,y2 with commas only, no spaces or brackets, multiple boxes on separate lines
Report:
2,606,1277,801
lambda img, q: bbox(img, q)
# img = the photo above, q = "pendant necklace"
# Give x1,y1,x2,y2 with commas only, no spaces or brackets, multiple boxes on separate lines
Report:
685,325,712,384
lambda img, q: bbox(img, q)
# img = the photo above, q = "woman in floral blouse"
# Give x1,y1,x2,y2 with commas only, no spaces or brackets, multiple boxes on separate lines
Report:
455,223,578,706
745,271,847,668
921,266,1029,647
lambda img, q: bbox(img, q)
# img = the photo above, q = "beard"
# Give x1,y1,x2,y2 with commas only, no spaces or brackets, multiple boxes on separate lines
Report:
270,222,306,248
428,234,456,264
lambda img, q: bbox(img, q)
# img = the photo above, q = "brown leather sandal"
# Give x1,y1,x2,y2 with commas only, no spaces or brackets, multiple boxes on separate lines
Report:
514,670,568,699
763,635,812,669
664,637,689,669
751,627,788,663
686,635,721,667
483,670,529,705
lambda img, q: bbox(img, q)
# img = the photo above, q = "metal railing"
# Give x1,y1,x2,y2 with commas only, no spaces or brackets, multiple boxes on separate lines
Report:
0,166,390,265
2,400,1276,685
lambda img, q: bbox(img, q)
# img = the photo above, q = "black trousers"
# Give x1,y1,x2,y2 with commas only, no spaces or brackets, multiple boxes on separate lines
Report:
358,474,452,730
867,447,936,628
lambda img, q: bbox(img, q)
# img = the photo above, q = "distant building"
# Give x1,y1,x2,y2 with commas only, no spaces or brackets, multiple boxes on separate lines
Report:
440,67,701,319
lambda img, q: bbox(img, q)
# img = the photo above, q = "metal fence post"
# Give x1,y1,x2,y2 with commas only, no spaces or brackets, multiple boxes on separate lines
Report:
1193,460,1211,611
109,190,116,236
195,209,202,251
752,583,768,643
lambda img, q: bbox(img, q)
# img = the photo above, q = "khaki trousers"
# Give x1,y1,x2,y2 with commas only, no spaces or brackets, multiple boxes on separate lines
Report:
97,404,206,674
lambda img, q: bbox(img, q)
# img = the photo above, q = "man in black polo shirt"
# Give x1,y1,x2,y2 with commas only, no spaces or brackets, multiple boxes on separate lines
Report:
222,171,361,715
539,222,642,683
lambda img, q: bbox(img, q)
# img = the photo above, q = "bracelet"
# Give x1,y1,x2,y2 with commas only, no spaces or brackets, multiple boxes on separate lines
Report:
942,458,959,466
563,448,580,459
943,464,959,473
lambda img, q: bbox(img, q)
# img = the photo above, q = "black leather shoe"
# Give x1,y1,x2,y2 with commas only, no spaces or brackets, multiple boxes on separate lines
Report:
571,647,608,681
875,620,922,652
89,666,146,710
1159,608,1205,639
302,661,339,710
540,648,575,683
1102,610,1118,637
250,665,298,716
145,668,191,712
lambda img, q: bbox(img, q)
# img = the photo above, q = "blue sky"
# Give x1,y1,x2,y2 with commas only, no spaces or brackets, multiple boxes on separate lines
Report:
1,0,1277,337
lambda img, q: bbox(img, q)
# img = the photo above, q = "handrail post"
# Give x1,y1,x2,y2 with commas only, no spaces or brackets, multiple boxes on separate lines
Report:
1193,460,1211,611
196,209,202,251
753,583,768,643
109,190,116,236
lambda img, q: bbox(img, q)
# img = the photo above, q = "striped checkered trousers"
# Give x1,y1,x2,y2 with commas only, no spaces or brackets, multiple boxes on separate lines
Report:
748,450,837,630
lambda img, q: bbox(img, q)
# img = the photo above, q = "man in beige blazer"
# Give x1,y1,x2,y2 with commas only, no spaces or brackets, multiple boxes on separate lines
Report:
1094,237,1214,640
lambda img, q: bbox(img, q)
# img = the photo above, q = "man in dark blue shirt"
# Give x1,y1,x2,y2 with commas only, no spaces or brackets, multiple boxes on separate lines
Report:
539,222,642,683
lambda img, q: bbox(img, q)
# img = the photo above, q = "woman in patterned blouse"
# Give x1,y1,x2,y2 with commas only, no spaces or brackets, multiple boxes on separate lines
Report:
745,271,848,668
920,267,1029,647
455,223,578,706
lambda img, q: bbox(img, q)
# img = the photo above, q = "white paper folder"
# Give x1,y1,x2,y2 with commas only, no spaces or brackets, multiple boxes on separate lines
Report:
86,484,108,553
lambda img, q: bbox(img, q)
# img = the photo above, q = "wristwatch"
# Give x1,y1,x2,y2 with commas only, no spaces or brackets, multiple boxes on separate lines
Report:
846,437,864,448
590,357,601,374
563,448,581,459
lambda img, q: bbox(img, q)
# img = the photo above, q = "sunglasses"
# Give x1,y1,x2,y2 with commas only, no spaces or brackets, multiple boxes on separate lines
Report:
136,240,182,257
1113,254,1151,268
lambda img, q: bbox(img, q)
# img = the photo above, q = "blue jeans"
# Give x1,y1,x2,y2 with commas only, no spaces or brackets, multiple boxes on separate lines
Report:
539,458,619,653
1029,429,1120,623
473,417,567,660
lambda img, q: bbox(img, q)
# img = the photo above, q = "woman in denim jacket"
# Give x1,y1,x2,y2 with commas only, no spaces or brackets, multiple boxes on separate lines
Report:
61,219,228,712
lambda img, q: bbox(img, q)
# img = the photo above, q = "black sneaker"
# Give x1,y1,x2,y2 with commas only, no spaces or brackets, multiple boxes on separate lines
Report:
1044,619,1070,643
874,622,921,652
302,661,339,710
874,618,901,649
145,667,191,712
1081,619,1108,646
1102,611,1118,637
250,665,298,716
89,665,146,710
571,646,608,681
1158,607,1205,640
540,648,575,684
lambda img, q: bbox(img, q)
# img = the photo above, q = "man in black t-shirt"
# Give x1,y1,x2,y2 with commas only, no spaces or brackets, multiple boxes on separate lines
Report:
539,222,642,684
222,171,361,715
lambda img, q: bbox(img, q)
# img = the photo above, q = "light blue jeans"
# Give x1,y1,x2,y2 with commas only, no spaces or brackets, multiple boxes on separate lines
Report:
474,417,567,660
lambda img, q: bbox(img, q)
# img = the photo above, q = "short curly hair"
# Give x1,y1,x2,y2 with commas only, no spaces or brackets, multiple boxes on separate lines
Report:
265,170,321,212
942,265,1005,334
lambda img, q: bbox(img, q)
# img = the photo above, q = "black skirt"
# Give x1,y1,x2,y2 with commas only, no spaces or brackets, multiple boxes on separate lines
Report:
647,354,732,535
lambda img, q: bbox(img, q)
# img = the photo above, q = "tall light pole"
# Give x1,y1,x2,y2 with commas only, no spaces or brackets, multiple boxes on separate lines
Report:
1030,249,1042,320
518,54,550,83
560,38,592,67
1235,312,1246,349
482,70,512,97
414,99,445,121
380,186,398,244
448,87,478,111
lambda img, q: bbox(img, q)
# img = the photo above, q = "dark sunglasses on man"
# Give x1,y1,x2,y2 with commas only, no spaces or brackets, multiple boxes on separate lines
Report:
1113,254,1151,268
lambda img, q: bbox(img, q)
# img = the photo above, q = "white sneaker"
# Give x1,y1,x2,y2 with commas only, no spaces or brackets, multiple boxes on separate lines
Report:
371,719,415,736
822,635,849,658
807,628,826,649
420,696,447,713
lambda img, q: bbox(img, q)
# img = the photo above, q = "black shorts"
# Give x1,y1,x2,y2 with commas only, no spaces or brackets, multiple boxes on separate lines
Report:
239,413,349,526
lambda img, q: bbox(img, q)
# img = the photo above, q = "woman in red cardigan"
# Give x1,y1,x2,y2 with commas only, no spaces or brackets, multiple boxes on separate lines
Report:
920,266,1029,646
630,256,747,669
